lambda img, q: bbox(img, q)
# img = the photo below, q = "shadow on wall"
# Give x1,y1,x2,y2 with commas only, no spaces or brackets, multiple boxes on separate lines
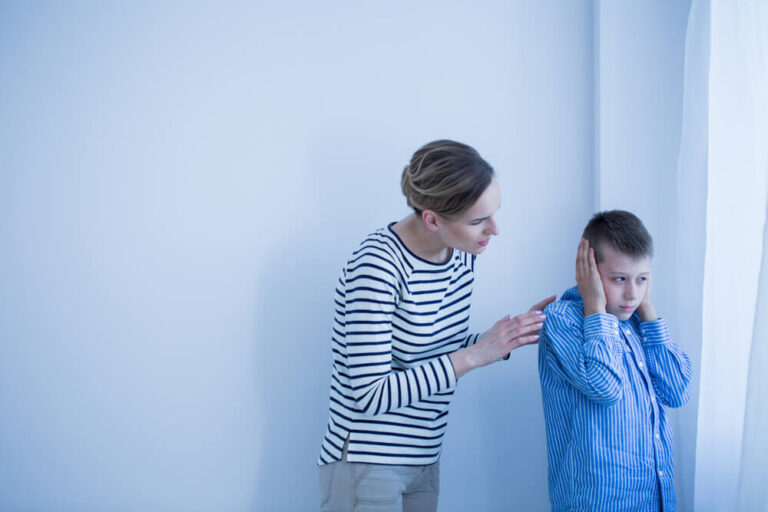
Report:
250,226,340,511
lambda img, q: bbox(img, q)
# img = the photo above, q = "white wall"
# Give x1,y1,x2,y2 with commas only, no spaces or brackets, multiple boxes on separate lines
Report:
0,1,595,510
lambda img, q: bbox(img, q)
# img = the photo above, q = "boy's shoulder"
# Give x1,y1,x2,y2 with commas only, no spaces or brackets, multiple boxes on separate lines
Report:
544,286,585,323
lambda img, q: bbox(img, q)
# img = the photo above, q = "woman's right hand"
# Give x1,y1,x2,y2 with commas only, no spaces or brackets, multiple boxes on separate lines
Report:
449,309,545,378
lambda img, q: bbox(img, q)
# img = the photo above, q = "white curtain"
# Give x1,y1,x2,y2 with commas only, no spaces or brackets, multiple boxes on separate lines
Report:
739,203,768,510
674,0,710,507
675,1,768,511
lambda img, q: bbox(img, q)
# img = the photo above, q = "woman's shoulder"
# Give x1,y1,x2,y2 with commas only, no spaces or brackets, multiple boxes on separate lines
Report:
345,225,477,277
344,226,406,274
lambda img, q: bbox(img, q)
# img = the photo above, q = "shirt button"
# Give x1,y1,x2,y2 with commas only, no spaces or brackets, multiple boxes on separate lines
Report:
651,396,656,403
655,433,661,440
638,361,644,368
659,470,664,476
643,337,648,342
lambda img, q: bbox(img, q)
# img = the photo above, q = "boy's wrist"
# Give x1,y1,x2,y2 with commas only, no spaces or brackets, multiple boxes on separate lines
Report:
584,302,607,317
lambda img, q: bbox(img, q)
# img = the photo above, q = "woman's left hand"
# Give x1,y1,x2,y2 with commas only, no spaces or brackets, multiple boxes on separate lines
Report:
529,295,557,313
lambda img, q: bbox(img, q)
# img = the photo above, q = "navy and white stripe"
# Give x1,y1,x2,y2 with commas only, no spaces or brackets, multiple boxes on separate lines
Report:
318,225,480,466
539,286,692,512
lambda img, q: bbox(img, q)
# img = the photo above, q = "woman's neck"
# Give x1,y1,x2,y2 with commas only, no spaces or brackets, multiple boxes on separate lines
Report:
391,213,451,264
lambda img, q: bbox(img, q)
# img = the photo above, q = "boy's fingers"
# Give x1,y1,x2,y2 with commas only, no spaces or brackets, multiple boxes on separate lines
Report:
575,239,584,265
580,241,590,273
588,249,603,283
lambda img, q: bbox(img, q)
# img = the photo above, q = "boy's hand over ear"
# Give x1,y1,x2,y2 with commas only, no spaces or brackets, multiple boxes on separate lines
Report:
637,274,659,321
576,239,607,316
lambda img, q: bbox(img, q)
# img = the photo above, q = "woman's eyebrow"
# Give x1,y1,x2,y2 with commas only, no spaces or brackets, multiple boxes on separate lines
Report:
468,203,502,222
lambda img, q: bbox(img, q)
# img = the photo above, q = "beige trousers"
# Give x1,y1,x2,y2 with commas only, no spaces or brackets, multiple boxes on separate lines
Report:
317,442,439,512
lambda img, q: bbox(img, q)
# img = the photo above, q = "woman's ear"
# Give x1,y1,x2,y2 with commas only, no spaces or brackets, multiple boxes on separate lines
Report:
422,209,441,232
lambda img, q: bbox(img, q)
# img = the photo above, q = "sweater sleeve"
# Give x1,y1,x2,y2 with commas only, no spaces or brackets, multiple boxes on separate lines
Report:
340,251,458,417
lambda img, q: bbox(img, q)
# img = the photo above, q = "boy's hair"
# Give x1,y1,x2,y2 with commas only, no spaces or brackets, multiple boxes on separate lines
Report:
582,210,653,262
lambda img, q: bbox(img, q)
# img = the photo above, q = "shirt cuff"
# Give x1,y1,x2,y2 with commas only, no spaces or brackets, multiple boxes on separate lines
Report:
639,318,671,345
583,313,620,339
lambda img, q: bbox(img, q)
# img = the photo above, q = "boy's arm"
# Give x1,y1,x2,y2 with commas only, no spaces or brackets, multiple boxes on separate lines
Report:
541,239,624,405
542,306,624,405
637,294,692,408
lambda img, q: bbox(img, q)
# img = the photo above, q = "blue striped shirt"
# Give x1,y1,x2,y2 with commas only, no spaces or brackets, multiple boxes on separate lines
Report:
538,287,692,512
318,225,480,466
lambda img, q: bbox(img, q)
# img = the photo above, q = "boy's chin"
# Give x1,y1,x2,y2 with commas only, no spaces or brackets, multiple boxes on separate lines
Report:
609,308,635,321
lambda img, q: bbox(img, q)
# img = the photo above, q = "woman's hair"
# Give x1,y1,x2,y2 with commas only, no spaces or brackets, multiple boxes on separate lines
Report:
401,140,495,219
582,210,654,262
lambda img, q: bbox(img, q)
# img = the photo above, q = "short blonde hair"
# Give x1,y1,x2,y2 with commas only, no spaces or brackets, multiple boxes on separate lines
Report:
401,140,494,219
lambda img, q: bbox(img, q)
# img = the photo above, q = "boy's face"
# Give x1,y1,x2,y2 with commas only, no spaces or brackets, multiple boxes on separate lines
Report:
596,243,651,321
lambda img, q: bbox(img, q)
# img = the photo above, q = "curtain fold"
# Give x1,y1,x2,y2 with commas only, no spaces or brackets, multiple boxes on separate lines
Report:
674,1,710,509
738,202,768,511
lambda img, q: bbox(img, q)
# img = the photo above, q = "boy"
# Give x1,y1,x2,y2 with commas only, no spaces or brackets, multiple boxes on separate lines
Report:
538,210,692,511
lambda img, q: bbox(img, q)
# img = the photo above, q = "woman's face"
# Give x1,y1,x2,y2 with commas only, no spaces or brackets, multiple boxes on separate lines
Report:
436,177,501,254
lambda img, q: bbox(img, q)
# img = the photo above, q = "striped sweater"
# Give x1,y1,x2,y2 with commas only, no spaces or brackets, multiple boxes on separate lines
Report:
318,224,480,466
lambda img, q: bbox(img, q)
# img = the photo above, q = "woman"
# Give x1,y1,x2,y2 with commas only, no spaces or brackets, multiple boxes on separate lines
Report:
317,140,553,511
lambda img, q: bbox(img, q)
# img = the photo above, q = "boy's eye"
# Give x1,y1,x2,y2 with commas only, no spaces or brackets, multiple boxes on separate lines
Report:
613,277,625,282
639,277,648,282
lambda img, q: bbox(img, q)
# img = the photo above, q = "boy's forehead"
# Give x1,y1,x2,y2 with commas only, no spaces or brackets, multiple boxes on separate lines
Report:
597,243,651,273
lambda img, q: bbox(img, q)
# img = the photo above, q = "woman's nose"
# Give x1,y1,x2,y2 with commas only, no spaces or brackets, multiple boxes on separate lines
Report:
486,217,500,236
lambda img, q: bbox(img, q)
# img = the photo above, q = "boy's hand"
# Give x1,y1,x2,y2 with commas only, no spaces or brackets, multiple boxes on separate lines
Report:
637,274,659,321
575,239,607,316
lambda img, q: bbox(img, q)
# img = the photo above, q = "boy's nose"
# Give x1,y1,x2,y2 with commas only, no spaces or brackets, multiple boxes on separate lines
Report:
625,283,637,301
